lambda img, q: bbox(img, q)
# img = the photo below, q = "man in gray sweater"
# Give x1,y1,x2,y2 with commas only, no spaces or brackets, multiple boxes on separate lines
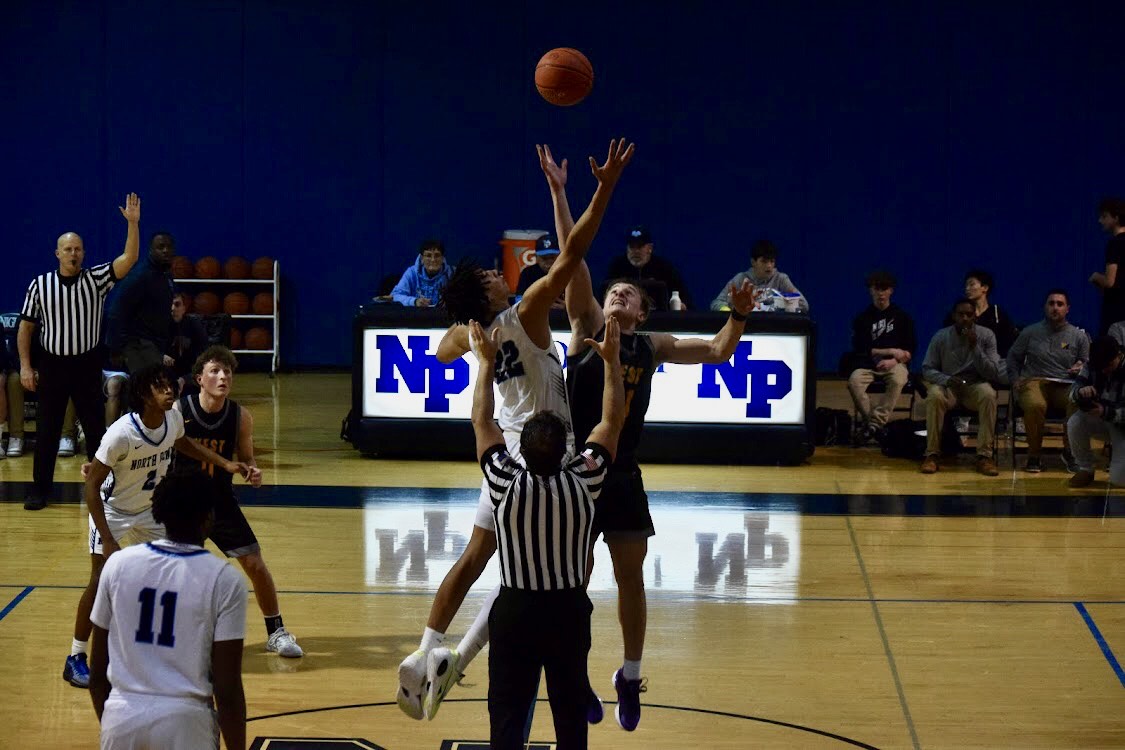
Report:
1007,289,1089,473
921,298,1003,475
1068,335,1125,487
710,240,808,313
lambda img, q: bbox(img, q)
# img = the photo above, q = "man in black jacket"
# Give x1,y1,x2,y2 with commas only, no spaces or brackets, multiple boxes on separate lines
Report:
107,232,176,374
603,226,692,311
846,271,916,443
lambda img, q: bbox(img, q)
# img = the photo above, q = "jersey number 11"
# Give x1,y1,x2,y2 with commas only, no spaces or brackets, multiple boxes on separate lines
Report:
135,587,178,647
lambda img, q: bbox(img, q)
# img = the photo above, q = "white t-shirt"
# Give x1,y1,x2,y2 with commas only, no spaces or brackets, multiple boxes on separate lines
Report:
90,540,247,702
97,410,186,514
489,305,574,455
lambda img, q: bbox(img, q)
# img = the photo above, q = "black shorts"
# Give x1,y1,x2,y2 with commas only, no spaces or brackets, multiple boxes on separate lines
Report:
208,489,260,557
592,466,655,540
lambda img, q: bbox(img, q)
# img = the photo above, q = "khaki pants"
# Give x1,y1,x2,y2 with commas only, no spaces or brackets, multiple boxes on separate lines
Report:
1016,379,1075,455
848,363,909,427
924,381,997,458
6,374,76,439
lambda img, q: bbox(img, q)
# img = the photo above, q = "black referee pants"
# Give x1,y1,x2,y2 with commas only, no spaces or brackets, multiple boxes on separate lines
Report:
488,586,592,750
32,350,106,501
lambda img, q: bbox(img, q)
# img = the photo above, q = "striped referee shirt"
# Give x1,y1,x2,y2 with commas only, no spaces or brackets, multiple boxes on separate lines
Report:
20,262,116,356
482,443,610,591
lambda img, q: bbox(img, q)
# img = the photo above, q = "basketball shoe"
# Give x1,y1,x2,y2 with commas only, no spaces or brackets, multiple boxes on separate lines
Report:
423,646,463,720
397,649,427,720
63,653,90,688
612,668,647,731
266,627,303,658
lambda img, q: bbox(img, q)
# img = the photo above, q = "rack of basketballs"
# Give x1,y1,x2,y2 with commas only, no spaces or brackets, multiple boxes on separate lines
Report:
171,255,279,373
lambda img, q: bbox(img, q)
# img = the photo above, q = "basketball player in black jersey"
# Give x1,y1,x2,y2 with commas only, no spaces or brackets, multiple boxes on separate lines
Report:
542,155,755,731
176,345,304,658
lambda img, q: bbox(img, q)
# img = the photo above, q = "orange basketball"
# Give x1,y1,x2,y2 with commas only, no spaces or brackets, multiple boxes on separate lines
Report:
195,256,221,279
535,48,594,106
251,257,274,280
223,292,250,315
171,256,194,279
193,291,221,315
229,327,243,349
223,256,251,279
245,327,271,350
252,292,273,315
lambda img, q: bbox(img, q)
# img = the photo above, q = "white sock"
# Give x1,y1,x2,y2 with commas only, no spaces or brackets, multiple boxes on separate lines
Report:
623,658,642,681
420,627,445,652
456,584,500,668
71,639,88,657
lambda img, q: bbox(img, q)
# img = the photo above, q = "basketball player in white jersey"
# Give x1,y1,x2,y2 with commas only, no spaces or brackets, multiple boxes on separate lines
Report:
90,470,247,750
397,138,634,721
65,365,248,689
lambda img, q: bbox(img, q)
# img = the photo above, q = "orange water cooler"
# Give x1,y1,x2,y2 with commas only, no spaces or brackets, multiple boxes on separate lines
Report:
499,230,548,293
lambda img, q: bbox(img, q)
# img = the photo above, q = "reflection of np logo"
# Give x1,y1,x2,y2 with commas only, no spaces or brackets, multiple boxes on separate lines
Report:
375,335,468,413
697,341,793,418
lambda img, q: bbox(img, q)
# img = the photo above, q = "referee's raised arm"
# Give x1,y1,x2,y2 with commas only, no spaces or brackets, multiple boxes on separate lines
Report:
111,193,142,280
583,315,626,462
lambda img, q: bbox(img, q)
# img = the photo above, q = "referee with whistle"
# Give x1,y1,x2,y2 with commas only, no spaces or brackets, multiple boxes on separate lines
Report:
467,315,625,750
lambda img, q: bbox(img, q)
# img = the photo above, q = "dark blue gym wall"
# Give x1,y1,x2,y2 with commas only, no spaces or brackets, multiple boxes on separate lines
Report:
3,1,1123,369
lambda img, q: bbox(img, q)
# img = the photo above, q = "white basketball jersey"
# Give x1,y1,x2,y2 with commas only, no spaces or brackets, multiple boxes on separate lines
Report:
90,541,247,701
489,305,574,455
97,410,186,514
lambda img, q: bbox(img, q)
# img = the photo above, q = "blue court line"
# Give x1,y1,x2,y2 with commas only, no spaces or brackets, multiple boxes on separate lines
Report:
1074,603,1125,689
846,517,921,750
0,587,34,623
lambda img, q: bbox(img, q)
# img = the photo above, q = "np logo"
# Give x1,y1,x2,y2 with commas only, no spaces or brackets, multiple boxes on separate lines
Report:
375,335,468,413
697,341,793,418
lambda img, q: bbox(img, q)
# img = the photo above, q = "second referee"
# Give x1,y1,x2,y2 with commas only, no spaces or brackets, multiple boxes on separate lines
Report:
467,316,625,750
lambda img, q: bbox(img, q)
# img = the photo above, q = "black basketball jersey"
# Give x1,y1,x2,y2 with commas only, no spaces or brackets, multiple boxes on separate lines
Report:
566,328,655,469
177,393,240,487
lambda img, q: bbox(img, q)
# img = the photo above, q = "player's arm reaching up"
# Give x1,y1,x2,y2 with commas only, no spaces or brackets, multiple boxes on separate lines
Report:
583,316,626,462
518,138,634,349
652,281,756,366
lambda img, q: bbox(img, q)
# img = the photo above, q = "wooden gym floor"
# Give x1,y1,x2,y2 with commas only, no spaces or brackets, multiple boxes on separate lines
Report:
1,374,1123,749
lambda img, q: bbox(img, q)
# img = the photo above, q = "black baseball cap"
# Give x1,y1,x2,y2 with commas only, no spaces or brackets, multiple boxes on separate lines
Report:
535,234,560,256
626,226,652,246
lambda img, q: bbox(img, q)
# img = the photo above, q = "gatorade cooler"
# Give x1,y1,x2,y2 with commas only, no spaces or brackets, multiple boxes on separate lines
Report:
499,229,548,293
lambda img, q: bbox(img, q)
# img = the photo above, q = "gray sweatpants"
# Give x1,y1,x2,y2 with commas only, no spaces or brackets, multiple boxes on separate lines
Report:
1067,410,1125,485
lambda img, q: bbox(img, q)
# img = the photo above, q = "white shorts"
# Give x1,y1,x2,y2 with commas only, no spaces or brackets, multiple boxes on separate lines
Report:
101,694,218,750
102,370,129,398
89,506,164,555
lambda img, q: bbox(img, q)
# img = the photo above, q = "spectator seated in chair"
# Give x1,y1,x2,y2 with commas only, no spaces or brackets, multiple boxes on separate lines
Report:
920,298,1003,476
844,270,916,445
391,240,453,308
1006,289,1088,473
711,239,808,314
605,226,693,311
1067,335,1125,488
950,269,1019,358
168,291,208,395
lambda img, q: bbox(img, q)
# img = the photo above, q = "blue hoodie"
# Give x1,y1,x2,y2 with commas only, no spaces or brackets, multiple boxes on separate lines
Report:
392,255,453,307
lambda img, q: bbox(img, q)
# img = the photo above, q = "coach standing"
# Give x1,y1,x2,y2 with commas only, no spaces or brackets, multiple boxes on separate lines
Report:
468,317,625,750
18,194,141,510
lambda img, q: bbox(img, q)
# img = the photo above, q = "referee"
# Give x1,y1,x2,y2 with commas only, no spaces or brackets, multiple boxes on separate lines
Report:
18,194,142,510
468,317,625,750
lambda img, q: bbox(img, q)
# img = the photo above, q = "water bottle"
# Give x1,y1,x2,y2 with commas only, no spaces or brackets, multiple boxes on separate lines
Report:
669,291,683,311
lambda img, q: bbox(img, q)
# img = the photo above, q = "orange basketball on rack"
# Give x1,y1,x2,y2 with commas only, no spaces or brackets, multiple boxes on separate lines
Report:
229,327,243,349
535,48,594,106
195,256,221,279
251,257,274,280
252,292,273,315
223,256,251,279
171,256,194,279
223,292,250,315
245,327,271,350
193,291,221,315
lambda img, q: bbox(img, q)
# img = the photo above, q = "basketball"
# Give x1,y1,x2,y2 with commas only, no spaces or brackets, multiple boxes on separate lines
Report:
223,292,250,315
195,256,221,279
252,292,273,315
229,327,243,349
245,327,271,350
535,48,594,107
223,256,251,279
193,291,221,315
251,256,274,280
171,256,194,279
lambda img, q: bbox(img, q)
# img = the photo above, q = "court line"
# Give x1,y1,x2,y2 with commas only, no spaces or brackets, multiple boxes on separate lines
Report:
247,698,882,748
0,587,34,623
845,516,921,750
1074,603,1125,689
3,583,1124,607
